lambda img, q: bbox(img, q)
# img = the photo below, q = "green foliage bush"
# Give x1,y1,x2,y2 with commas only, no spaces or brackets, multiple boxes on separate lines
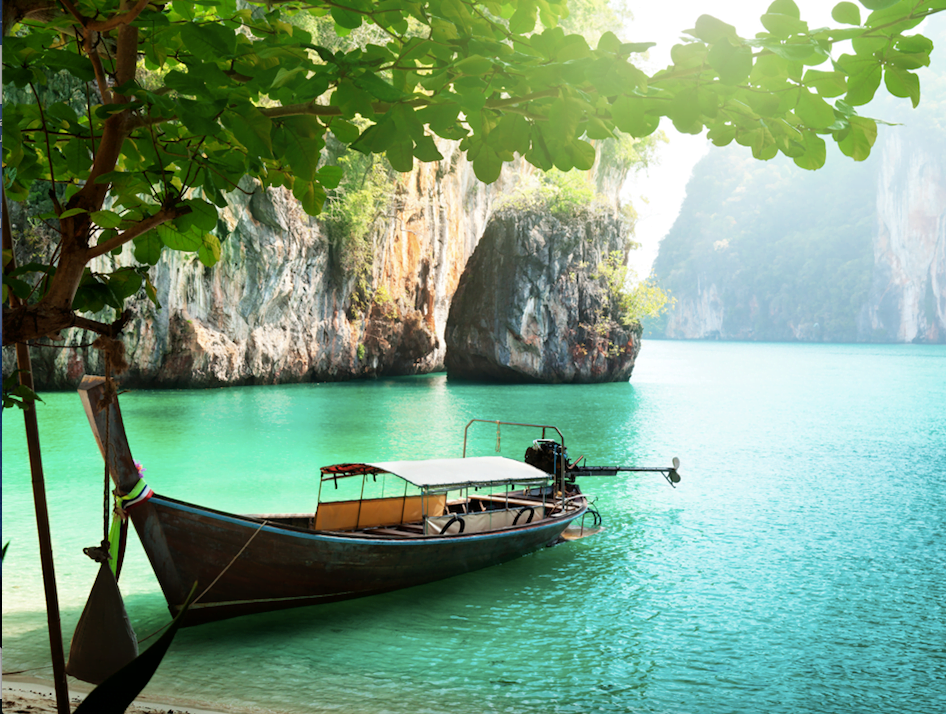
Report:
320,143,393,285
595,251,673,330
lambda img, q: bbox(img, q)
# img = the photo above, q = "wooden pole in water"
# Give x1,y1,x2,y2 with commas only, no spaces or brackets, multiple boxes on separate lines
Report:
3,189,71,714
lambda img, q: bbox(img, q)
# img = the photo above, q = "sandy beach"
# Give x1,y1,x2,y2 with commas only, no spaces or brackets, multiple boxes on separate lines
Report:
1,677,236,714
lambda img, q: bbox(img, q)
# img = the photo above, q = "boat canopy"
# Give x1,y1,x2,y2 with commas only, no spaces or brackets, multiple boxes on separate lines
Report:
322,456,552,492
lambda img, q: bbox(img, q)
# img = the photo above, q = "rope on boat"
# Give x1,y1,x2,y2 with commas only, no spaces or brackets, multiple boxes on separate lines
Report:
135,519,270,645
193,519,270,606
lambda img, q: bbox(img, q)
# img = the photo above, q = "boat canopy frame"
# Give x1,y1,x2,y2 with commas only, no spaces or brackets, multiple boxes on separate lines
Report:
320,456,553,493
314,420,579,534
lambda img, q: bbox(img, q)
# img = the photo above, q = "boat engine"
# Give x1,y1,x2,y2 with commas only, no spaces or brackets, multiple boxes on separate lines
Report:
524,439,576,485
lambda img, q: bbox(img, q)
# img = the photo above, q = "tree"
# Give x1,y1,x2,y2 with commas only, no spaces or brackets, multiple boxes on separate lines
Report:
2,0,944,348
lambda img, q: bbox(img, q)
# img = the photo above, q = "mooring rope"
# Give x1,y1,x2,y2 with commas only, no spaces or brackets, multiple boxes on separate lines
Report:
135,519,270,645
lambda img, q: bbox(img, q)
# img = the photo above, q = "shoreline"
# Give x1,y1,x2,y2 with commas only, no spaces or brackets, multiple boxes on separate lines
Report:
1,676,240,714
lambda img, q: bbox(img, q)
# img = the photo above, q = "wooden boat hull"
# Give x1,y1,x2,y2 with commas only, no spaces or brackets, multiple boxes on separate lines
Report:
132,493,586,626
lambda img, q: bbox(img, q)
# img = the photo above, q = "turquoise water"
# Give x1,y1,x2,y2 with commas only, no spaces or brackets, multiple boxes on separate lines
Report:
3,340,945,714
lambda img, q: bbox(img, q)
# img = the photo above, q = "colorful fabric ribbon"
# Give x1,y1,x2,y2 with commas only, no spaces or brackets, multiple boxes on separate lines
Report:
107,478,154,575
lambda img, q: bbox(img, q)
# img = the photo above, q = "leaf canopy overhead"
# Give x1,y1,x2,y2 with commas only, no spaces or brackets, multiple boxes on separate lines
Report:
1,0,944,346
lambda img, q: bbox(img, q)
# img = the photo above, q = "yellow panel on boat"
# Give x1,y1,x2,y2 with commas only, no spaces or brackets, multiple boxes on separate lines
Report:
314,494,446,531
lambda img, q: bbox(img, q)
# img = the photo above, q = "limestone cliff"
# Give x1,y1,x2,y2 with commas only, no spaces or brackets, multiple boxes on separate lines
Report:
9,138,639,387
859,131,946,343
10,141,514,387
445,209,641,383
654,130,946,344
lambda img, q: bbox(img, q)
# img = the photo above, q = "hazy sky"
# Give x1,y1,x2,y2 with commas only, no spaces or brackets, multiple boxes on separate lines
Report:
620,1,837,276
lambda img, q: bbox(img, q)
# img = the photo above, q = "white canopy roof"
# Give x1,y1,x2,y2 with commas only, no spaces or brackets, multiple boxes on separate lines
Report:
365,456,551,491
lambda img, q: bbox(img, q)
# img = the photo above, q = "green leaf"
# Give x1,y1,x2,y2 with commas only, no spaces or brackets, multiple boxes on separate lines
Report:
803,69,848,98
64,138,94,176
621,42,657,55
831,2,861,25
565,140,596,171
164,70,208,97
669,88,701,132
413,135,445,162
351,115,399,154
58,208,88,219
198,233,221,267
852,35,888,56
179,22,237,61
177,99,222,136
331,83,377,119
708,40,753,85
509,0,538,34
838,115,877,160
884,65,920,107
688,15,738,44
795,90,836,129
171,1,195,21
222,106,273,159
3,276,32,300
90,210,123,229
144,276,161,308
610,96,661,138
158,224,202,252
472,146,503,183
353,72,404,103
838,54,883,106
391,104,425,141
895,35,933,56
707,123,737,146
886,50,930,71
134,231,164,266
317,165,344,190
792,131,827,170
454,55,494,76
331,6,364,30
597,31,622,54
859,0,900,9
761,13,808,38
386,140,415,173
329,119,361,144
490,114,532,155
42,49,96,82
293,180,327,216
178,199,219,232
107,269,143,300
279,132,324,182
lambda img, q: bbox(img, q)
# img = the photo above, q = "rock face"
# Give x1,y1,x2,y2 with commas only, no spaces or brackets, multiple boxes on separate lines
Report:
6,138,640,387
15,143,517,388
859,131,946,343
445,209,641,383
656,130,946,344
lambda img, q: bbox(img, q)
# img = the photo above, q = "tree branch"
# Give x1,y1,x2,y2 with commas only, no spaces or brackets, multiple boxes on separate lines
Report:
84,28,114,104
86,207,181,259
72,309,132,339
87,0,150,32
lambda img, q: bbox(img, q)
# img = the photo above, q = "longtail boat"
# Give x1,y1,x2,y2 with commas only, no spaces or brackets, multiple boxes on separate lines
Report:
79,375,679,626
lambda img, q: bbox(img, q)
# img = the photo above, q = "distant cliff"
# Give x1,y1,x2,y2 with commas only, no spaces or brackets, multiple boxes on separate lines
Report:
651,27,946,345
651,128,945,344
860,130,946,342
